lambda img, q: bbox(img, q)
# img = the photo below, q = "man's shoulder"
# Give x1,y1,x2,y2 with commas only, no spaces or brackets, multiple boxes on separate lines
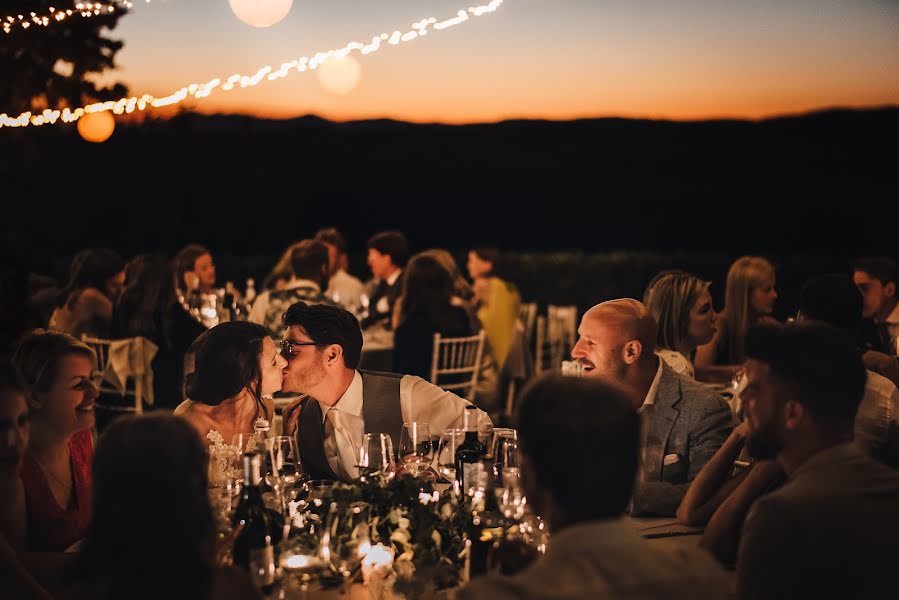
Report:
660,364,728,411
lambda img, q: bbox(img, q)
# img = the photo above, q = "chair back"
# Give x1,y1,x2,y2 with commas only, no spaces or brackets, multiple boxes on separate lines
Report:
430,330,487,401
534,305,578,375
81,335,150,415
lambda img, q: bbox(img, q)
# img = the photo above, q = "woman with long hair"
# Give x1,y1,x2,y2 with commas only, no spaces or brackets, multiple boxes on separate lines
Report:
50,249,125,339
394,253,473,380
694,256,778,383
174,322,286,445
643,271,717,378
65,414,260,600
175,244,216,297
112,254,207,408
11,332,98,552
467,246,520,369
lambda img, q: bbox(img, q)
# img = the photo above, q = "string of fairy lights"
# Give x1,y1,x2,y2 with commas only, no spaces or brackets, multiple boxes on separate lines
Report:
0,0,505,130
2,2,138,35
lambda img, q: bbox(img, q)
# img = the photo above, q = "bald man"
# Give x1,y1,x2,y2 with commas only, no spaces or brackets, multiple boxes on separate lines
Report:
572,299,733,516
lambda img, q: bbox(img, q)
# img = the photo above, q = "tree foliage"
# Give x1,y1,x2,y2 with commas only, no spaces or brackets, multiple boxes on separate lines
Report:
0,1,129,113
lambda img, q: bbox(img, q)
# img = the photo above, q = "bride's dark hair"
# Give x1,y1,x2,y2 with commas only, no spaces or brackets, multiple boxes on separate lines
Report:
185,321,270,420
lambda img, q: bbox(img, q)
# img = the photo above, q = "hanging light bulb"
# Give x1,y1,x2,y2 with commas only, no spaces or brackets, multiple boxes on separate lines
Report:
229,0,293,28
77,111,115,143
316,55,362,95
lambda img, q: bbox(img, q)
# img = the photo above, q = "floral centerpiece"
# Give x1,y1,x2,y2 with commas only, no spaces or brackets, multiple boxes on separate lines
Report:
289,476,469,598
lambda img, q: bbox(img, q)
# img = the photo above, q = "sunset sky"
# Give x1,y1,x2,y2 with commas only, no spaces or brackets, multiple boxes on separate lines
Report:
103,0,898,123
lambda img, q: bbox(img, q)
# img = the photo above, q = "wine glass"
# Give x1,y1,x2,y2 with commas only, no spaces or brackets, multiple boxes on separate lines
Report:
398,422,433,478
320,501,372,594
357,433,396,484
436,429,466,485
490,428,518,461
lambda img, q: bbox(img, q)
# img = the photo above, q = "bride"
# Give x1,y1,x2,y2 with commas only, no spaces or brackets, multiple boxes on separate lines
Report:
175,322,287,448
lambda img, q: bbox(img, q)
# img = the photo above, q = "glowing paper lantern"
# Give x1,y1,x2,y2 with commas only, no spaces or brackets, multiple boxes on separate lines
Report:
77,111,115,143
316,55,362,95
229,0,293,28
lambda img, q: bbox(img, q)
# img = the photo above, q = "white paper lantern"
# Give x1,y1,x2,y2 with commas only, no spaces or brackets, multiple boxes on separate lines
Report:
316,55,362,95
229,0,293,28
77,112,115,143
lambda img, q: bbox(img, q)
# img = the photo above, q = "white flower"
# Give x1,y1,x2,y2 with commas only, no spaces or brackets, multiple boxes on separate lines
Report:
418,491,440,506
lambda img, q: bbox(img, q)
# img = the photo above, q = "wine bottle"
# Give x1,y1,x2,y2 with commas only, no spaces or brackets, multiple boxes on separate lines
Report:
232,452,279,594
455,405,485,497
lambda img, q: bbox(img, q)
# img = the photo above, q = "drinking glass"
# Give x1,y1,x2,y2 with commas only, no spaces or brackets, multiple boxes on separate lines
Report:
320,501,372,594
398,422,433,477
436,429,466,484
357,433,396,484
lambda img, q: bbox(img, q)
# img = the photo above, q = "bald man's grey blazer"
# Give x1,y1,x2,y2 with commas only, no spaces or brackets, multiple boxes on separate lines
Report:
631,361,734,517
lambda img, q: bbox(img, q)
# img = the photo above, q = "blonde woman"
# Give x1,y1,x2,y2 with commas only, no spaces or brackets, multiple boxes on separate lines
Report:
643,272,718,378
695,256,778,383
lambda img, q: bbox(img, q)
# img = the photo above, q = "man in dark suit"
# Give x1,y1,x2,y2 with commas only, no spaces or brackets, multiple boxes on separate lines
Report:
361,231,409,330
571,299,733,516
737,323,899,600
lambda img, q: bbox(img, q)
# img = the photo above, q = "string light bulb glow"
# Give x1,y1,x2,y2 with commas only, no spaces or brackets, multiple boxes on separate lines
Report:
0,0,505,130
229,0,293,29
2,1,136,35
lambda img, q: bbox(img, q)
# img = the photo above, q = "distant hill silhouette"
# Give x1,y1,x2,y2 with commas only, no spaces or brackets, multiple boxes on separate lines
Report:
1,106,896,256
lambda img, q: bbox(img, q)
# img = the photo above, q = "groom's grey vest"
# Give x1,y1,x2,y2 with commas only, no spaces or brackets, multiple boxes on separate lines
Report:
295,370,404,481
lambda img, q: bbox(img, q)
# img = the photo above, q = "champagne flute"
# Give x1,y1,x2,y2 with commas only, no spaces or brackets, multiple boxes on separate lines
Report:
398,422,433,477
357,433,396,484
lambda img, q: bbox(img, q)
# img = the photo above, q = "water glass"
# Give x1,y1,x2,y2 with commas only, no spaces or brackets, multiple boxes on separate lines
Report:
357,433,396,484
398,422,433,477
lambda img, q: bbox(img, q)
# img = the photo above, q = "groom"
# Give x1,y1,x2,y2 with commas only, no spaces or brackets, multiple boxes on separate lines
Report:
279,302,492,481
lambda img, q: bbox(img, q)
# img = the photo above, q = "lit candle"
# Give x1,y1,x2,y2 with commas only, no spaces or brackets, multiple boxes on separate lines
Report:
361,543,395,583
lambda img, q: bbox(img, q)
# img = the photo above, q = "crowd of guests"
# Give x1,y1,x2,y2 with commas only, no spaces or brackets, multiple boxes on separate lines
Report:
1,241,897,599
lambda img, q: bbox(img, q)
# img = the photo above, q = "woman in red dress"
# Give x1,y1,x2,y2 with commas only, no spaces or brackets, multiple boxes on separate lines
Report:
12,331,98,552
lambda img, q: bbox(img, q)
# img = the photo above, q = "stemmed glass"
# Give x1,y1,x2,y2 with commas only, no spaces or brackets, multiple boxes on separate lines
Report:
398,422,433,478
436,429,466,485
320,501,372,595
266,436,306,510
357,433,396,484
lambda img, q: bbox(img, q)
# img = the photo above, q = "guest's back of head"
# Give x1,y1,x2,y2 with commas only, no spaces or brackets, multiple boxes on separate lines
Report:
517,374,638,525
77,414,216,600
116,254,179,345
366,231,410,269
289,239,330,290
58,248,125,307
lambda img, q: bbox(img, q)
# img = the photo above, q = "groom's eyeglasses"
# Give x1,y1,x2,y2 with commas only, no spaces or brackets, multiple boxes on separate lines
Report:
280,339,318,359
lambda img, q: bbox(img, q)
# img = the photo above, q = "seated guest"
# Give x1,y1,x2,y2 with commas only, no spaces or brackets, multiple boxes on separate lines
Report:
643,271,718,378
315,227,365,314
249,239,335,339
797,275,899,466
467,247,520,369
112,254,207,408
456,375,729,600
736,323,898,600
174,322,287,445
419,249,499,410
50,249,126,339
64,414,261,600
695,256,778,384
571,299,732,516
681,276,899,566
261,241,300,292
362,231,409,330
394,253,473,380
12,332,98,552
280,302,492,482
175,244,217,297
854,257,899,356
0,363,53,600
